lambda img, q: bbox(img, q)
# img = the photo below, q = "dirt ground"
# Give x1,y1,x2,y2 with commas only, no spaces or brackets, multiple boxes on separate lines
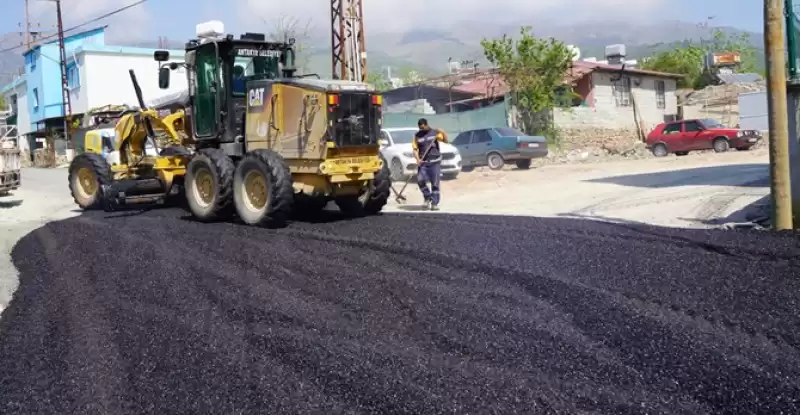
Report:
386,148,770,228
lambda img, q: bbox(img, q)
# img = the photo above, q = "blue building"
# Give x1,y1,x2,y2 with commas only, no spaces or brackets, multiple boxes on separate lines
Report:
24,26,107,131
0,26,107,136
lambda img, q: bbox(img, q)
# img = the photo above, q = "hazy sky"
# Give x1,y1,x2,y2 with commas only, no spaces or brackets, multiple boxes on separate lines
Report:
1,0,765,49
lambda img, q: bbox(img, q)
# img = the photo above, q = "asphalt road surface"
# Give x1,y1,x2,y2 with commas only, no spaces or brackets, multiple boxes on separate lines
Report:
1,208,798,414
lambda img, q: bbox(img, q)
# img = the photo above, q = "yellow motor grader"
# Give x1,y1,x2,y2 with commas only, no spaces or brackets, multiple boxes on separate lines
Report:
68,21,390,226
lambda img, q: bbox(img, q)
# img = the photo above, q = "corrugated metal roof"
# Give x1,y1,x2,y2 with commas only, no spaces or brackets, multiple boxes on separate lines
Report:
717,73,763,84
451,75,508,96
571,60,684,79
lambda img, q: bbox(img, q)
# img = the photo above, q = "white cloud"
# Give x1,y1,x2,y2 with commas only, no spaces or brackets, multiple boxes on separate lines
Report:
28,0,151,44
237,0,668,33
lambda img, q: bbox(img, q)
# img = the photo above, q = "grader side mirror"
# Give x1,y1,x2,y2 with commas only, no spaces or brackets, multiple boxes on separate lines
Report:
154,50,170,62
158,67,170,89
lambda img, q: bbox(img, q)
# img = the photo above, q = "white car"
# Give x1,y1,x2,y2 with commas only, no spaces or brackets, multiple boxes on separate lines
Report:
379,127,462,181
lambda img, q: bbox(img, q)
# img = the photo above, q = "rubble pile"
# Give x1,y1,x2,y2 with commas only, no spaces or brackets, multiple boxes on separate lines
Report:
19,151,33,168
678,81,766,106
32,149,68,167
33,149,54,167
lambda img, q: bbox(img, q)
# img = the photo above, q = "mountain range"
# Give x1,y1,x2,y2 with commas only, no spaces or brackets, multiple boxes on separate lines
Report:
0,20,764,88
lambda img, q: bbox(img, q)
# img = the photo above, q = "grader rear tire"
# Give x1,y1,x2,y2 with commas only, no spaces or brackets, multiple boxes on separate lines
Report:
68,153,112,210
233,149,294,226
184,148,235,222
363,161,391,215
335,161,392,217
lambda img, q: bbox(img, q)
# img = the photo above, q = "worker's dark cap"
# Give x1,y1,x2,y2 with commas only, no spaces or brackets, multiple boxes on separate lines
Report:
417,118,428,126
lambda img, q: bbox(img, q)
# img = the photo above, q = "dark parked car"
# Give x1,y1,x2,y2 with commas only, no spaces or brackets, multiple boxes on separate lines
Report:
451,127,548,170
646,118,762,157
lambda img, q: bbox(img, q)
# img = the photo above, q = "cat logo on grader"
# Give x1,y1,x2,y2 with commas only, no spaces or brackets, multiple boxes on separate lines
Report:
248,88,265,107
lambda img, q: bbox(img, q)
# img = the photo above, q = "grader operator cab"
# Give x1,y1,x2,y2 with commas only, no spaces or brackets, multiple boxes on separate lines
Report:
68,20,390,226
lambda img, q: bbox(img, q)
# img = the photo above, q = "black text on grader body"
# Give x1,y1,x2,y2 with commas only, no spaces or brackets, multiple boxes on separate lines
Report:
68,21,391,226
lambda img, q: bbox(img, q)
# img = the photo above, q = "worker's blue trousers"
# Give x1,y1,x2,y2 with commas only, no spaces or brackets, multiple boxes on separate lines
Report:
417,162,441,205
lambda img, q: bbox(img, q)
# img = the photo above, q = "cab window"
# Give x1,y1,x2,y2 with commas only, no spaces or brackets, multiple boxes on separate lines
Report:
231,48,281,96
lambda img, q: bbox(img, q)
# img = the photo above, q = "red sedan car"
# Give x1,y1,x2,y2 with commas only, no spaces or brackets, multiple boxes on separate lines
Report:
645,119,762,157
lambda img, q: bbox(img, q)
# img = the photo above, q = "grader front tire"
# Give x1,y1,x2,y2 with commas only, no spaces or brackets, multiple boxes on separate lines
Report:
233,149,294,226
68,153,112,210
184,148,235,222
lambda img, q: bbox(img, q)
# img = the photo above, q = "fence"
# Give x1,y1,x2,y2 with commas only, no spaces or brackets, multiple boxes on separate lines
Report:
788,0,800,80
382,103,509,135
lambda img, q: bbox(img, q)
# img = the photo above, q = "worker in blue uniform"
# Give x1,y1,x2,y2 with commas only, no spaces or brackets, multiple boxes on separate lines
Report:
411,118,448,210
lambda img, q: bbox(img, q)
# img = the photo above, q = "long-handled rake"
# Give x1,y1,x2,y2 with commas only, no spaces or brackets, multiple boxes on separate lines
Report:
392,143,435,204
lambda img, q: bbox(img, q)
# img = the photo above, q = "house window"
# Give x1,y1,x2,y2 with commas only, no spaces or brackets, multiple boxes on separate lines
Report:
67,64,80,89
656,80,666,109
26,50,38,71
614,77,631,107
32,88,39,110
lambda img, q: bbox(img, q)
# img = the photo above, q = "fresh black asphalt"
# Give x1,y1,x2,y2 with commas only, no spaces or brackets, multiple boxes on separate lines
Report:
0,209,798,414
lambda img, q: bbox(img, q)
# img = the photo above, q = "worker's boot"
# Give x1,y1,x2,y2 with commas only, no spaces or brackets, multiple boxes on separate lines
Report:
423,199,432,210
430,204,439,211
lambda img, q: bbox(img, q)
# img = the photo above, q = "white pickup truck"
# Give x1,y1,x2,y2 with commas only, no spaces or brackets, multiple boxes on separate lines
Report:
0,140,21,195
0,110,21,195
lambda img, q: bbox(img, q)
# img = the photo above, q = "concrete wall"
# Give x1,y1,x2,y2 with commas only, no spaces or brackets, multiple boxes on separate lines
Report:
681,104,740,127
738,91,767,130
787,87,800,228
383,102,508,134
75,46,186,113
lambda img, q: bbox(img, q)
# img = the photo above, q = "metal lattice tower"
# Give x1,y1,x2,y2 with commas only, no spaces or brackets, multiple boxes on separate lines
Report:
330,0,366,81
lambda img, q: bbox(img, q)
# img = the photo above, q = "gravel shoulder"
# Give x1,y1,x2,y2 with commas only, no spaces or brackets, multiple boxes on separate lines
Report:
0,168,77,312
386,149,770,228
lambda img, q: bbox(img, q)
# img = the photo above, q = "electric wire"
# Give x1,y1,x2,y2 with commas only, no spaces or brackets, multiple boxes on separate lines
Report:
0,0,149,54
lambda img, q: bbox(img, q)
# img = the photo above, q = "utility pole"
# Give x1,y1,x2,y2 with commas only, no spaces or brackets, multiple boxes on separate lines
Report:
24,0,31,50
764,0,793,229
44,0,73,166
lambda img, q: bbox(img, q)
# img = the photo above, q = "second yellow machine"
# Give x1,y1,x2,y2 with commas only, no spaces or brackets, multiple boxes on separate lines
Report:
68,21,391,226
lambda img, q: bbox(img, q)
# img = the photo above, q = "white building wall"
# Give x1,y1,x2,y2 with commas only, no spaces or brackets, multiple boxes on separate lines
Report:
555,72,678,132
70,53,89,114
79,52,187,112
1,81,31,139
738,91,768,130
16,92,31,137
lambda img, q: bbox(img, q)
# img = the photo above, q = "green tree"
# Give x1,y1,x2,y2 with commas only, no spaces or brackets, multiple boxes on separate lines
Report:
640,46,706,88
641,28,761,89
366,72,392,91
398,67,424,85
480,26,575,136
0,95,6,111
